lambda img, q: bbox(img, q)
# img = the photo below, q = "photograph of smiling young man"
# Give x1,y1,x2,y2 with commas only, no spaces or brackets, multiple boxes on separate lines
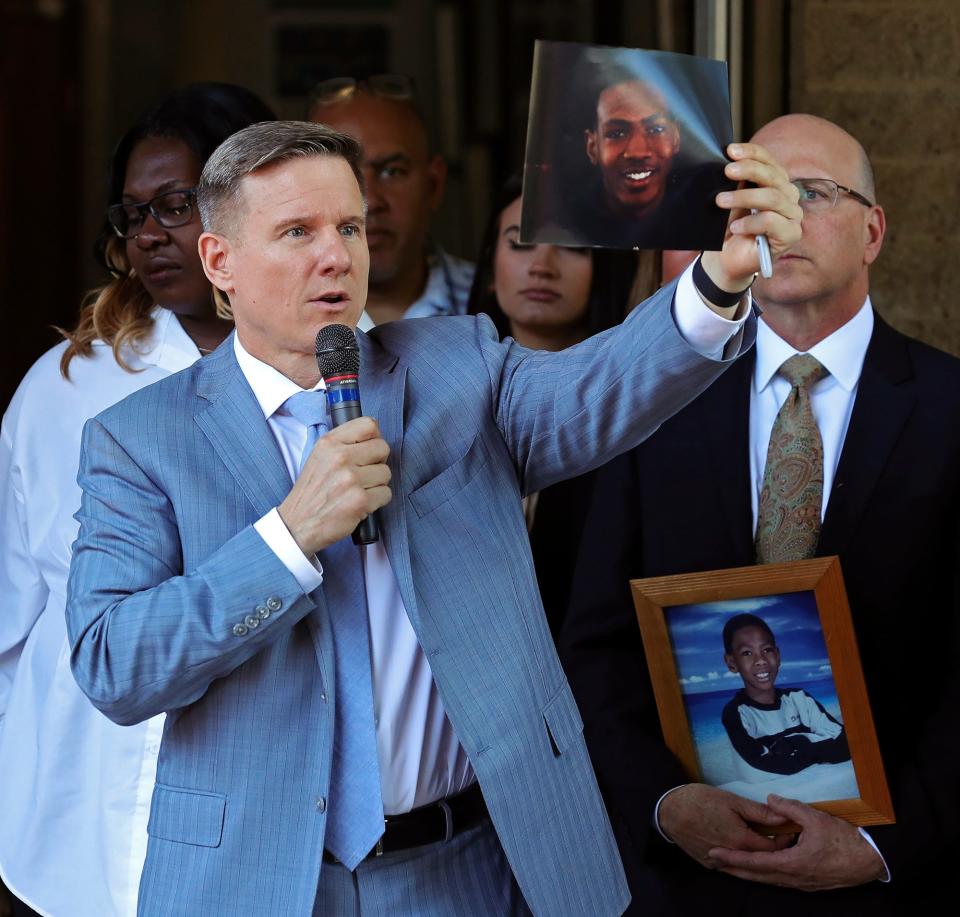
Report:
521,41,735,251
585,79,681,227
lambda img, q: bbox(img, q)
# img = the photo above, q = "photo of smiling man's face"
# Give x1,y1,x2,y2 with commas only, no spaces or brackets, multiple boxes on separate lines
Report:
584,80,680,220
521,41,733,251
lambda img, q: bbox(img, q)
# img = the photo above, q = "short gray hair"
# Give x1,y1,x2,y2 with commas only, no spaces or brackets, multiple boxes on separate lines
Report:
197,119,365,235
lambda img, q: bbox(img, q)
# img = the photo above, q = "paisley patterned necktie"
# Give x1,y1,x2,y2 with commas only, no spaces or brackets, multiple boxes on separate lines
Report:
755,354,830,564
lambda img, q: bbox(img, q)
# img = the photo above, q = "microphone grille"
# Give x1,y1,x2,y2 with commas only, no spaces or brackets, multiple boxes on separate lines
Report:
315,324,360,379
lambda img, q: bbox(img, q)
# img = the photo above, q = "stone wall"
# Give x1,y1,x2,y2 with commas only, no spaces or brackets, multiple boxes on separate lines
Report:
790,0,960,355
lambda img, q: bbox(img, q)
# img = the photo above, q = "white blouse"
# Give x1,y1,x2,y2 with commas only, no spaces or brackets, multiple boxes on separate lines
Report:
0,308,200,917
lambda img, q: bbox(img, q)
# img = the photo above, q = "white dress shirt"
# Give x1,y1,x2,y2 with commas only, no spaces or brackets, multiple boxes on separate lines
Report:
0,308,200,917
237,268,747,815
750,297,874,529
235,337,476,815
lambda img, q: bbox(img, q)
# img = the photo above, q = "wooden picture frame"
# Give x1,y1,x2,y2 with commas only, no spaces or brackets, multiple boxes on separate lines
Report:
631,556,894,828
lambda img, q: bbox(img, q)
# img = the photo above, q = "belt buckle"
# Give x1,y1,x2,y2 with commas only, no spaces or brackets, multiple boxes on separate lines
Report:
375,816,386,857
438,799,453,842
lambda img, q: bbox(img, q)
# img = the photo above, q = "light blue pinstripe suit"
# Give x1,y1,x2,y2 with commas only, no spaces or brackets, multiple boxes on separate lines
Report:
66,280,754,916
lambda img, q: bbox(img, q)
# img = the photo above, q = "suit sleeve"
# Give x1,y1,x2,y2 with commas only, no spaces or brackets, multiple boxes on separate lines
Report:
559,449,689,858
482,277,757,497
66,417,316,726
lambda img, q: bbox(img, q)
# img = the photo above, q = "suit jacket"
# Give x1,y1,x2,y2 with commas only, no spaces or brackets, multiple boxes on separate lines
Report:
561,315,960,915
65,283,754,917
528,470,598,640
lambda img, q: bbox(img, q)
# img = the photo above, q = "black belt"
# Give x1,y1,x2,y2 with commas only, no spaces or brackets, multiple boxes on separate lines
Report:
324,782,487,863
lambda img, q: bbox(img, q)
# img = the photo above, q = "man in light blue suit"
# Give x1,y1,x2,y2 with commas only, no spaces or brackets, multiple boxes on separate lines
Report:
66,121,800,916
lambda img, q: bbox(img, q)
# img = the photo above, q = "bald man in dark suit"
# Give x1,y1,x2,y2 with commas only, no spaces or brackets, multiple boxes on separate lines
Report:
562,114,960,914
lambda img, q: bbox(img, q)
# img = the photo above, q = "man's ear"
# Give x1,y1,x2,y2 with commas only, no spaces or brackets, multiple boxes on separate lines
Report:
724,653,736,673
585,128,599,165
426,153,447,211
198,232,235,296
863,204,886,267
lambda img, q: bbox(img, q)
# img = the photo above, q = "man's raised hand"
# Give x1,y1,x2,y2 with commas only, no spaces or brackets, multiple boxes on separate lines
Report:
701,142,803,297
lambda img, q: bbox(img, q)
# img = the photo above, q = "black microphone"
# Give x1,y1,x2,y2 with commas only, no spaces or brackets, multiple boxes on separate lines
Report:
314,324,379,545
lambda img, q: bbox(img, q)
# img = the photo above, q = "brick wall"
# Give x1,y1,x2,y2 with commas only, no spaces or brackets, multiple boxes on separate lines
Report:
790,0,960,355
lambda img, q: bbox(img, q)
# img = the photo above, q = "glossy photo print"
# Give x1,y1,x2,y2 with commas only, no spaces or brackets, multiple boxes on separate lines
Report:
667,591,858,805
521,40,735,251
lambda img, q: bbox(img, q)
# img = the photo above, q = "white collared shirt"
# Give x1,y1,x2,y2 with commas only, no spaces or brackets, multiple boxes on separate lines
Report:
235,336,476,815
750,297,874,529
0,308,200,917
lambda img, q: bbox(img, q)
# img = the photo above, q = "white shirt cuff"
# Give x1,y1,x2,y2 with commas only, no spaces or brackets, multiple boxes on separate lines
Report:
858,828,892,883
652,785,687,843
673,260,751,359
254,508,324,594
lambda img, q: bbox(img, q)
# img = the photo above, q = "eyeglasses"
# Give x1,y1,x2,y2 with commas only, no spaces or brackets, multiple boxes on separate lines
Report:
791,178,874,213
107,188,198,239
309,74,415,107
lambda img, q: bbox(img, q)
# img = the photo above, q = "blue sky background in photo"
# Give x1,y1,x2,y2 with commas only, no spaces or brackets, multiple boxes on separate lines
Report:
665,591,833,696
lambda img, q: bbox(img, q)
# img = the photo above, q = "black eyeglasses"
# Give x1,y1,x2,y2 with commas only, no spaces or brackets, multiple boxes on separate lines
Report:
107,188,198,239
792,178,874,213
310,74,415,108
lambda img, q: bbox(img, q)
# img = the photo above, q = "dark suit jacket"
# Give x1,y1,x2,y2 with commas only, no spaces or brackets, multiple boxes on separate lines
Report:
561,314,960,915
529,471,597,640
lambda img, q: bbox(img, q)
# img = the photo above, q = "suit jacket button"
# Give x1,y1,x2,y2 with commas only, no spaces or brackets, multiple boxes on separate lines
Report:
256,605,270,619
233,623,248,637
266,596,282,611
244,614,260,629
316,797,326,813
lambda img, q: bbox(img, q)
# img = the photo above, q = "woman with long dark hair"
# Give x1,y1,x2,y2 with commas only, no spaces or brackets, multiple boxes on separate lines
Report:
467,176,641,636
0,83,273,917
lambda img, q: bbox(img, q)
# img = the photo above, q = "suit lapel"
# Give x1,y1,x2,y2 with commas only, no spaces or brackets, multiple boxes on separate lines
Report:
194,341,334,678
194,342,291,517
357,331,419,624
820,316,916,555
698,351,755,559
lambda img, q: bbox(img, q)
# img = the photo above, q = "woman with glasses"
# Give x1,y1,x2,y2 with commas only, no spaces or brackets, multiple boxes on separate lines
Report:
466,176,643,637
0,83,273,917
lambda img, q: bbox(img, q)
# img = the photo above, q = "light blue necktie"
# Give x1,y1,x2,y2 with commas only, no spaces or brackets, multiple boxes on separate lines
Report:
284,391,384,869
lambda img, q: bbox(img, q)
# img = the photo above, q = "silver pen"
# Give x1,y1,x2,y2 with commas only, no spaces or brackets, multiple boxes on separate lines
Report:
751,209,773,278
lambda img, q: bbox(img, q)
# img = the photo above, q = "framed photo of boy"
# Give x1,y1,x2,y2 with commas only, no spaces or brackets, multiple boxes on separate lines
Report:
631,556,894,828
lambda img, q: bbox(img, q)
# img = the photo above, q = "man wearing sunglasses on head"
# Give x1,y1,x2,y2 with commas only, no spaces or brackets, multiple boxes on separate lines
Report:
309,75,474,326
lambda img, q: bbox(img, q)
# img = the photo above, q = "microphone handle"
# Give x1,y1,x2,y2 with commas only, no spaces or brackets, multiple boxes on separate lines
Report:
324,377,380,545
352,514,379,546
